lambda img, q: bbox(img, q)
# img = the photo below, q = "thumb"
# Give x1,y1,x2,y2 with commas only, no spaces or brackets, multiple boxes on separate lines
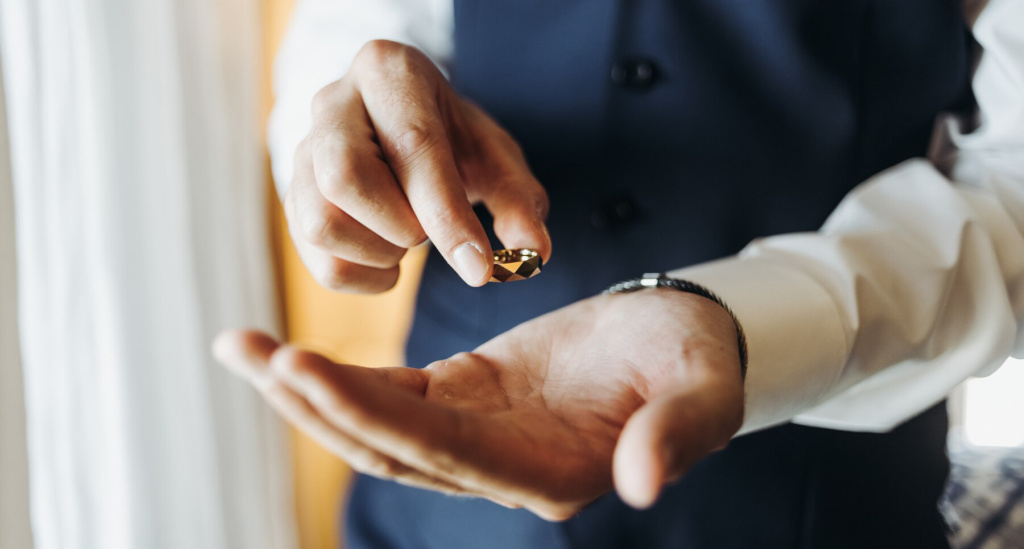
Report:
612,380,743,509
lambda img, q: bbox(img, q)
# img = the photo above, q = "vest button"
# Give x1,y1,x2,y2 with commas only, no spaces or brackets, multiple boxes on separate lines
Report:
610,58,659,90
591,195,639,229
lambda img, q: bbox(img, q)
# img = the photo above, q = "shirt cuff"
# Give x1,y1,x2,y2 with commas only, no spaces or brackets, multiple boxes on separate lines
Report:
670,256,850,435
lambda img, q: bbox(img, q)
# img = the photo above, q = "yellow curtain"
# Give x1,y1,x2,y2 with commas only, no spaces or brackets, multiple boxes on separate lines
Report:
263,2,426,547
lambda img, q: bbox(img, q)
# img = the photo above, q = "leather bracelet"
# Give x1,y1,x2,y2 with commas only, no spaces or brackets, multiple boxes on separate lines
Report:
604,273,748,380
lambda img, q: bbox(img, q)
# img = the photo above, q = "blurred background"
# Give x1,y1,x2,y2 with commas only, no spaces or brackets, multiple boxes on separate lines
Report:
0,1,1021,549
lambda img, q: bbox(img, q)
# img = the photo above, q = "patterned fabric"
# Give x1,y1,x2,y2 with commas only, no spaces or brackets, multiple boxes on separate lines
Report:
943,448,1024,549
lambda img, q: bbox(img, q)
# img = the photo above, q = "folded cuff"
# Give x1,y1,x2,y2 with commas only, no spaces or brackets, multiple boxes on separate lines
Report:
671,256,850,435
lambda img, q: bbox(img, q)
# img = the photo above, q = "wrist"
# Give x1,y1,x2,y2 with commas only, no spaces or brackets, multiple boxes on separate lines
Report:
594,288,744,393
605,273,748,381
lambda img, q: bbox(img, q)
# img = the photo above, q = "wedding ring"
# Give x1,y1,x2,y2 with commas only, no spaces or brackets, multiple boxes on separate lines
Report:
489,248,542,283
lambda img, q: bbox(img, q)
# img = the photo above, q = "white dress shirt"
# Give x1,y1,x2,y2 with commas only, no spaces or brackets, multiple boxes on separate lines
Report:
269,0,1024,435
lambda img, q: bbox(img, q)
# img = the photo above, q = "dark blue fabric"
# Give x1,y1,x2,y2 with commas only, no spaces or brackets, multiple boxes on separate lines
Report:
346,1,972,547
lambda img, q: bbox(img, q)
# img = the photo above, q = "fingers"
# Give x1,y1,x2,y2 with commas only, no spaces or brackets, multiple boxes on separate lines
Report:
286,151,403,293
289,163,407,269
270,347,469,468
612,379,743,509
261,379,464,495
307,81,426,250
288,46,430,294
269,349,580,516
223,342,543,510
457,101,552,262
379,117,493,286
294,40,554,290
293,237,402,294
352,41,494,286
213,331,466,494
271,348,527,493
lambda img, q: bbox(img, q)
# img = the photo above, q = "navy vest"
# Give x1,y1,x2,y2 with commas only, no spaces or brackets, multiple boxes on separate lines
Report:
348,1,972,547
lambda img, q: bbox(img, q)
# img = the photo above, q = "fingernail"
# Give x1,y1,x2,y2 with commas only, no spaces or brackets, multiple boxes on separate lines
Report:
452,242,489,285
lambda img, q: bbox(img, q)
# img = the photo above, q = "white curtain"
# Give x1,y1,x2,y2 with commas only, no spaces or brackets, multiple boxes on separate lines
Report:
1,53,34,549
0,0,297,547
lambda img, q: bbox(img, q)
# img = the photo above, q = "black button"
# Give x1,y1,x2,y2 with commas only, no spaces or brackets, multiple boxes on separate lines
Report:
610,58,659,90
591,195,639,230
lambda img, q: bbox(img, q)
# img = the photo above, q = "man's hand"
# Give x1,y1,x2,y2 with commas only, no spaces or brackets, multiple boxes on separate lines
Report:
213,290,744,520
286,40,551,293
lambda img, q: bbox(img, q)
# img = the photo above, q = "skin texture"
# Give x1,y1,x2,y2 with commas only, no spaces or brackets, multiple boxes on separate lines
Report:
285,39,551,293
214,290,744,520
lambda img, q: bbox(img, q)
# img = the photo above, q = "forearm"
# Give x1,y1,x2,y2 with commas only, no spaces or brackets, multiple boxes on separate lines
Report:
677,159,1024,433
675,0,1024,434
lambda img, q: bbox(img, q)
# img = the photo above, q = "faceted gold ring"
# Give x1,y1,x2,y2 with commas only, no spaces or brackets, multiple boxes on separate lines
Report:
489,248,542,283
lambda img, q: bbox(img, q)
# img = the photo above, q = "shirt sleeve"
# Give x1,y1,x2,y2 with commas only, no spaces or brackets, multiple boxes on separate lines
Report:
267,0,453,196
673,0,1024,434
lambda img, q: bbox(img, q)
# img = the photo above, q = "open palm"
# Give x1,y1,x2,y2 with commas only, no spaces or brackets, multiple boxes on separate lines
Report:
215,290,743,520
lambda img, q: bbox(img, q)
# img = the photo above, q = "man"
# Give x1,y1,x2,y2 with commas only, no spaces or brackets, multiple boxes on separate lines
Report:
215,0,1024,547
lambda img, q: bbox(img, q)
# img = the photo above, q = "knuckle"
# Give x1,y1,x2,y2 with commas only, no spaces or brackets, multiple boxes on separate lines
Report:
390,123,441,165
317,163,358,201
310,83,337,117
312,142,360,195
353,39,406,71
314,164,344,199
313,161,394,229
299,208,336,248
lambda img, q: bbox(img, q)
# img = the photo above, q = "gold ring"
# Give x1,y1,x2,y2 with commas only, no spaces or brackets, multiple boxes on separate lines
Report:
489,248,542,283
